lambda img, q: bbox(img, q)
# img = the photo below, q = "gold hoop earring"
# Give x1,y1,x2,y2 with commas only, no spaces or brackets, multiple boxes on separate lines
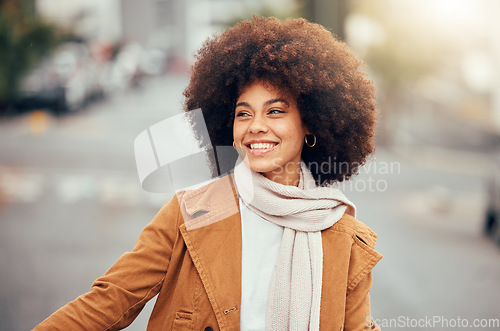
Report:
304,134,316,147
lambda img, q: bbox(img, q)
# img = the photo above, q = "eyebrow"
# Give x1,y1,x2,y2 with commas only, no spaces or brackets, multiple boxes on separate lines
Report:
235,98,290,108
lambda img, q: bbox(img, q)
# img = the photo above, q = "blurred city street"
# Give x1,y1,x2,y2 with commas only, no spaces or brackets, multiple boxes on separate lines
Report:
0,73,499,330
351,150,500,330
0,75,188,330
2,0,500,330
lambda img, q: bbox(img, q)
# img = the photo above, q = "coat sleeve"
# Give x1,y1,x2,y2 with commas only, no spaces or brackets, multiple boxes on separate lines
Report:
345,271,381,330
344,235,382,331
33,196,181,331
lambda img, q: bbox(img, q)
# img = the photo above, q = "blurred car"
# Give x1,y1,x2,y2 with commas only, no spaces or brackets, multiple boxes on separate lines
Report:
105,43,168,93
484,155,500,246
107,43,145,92
16,41,105,115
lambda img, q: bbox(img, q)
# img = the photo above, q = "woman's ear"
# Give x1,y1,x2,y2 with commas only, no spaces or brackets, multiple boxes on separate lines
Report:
303,125,311,135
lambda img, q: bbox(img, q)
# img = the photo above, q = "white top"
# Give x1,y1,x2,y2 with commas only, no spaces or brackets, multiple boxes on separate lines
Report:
239,197,284,331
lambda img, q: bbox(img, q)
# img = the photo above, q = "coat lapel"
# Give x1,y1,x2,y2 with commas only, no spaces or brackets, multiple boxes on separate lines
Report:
177,175,242,330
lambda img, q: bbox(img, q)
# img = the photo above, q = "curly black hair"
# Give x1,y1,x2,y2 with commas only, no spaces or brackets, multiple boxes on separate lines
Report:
183,16,377,185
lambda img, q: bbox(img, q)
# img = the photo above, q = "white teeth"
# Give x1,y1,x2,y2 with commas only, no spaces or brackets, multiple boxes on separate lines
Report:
250,143,275,149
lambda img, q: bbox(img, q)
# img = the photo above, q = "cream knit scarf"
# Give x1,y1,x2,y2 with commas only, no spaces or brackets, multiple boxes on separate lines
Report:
233,159,355,330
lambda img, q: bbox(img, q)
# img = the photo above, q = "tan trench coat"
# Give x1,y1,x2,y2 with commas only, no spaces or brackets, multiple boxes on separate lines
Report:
35,175,382,331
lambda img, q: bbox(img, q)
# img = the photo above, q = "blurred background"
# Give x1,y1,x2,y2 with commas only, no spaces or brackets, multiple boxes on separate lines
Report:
1,0,500,330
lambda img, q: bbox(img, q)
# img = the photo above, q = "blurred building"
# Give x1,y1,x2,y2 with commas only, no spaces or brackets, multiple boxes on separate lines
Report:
36,0,324,64
36,0,122,42
119,0,302,64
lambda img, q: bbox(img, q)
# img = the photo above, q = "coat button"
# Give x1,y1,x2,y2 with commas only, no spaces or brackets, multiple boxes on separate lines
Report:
204,327,213,331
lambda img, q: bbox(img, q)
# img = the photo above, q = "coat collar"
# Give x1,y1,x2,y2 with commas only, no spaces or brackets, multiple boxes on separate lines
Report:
177,174,242,330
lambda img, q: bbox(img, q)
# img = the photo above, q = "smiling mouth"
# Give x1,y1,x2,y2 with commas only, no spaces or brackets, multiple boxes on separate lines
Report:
243,142,279,156
247,142,278,150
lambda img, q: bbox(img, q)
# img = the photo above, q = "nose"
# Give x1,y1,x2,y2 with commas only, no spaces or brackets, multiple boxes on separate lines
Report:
248,114,268,134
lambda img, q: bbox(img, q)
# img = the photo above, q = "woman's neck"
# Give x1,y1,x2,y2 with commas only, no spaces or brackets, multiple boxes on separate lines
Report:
261,162,301,187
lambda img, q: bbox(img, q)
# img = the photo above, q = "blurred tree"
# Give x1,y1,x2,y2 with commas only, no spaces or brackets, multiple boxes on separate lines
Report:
223,0,347,38
0,0,59,114
348,0,455,146
223,0,305,28
303,0,349,40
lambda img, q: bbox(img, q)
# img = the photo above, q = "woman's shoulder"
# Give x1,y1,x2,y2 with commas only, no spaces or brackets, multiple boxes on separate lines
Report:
323,211,382,294
155,174,238,230
157,174,236,211
329,213,379,250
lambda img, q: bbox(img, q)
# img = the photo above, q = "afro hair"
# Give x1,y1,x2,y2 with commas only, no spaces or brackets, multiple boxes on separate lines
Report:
183,16,377,185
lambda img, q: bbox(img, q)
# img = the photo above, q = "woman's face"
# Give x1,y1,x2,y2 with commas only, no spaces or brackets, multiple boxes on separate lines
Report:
233,80,308,186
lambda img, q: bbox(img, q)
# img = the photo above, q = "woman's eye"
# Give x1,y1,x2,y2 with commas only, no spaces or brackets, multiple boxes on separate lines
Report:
236,111,250,117
268,109,285,114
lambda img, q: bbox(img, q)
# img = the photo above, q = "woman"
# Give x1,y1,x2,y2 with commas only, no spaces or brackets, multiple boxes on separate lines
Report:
35,16,382,330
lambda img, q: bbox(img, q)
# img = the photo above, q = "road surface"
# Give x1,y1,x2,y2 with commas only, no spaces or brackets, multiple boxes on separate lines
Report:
0,74,499,330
